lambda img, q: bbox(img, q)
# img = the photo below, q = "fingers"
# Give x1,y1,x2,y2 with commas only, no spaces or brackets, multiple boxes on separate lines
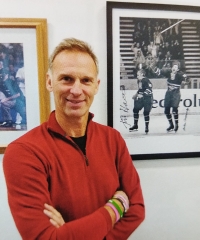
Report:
49,218,61,228
43,203,65,228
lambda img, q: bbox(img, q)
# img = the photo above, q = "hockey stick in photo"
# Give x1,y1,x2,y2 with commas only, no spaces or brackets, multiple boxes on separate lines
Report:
183,108,189,131
160,19,185,34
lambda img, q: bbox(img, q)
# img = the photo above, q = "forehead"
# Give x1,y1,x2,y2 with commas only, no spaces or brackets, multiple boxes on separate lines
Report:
173,64,178,68
52,50,97,74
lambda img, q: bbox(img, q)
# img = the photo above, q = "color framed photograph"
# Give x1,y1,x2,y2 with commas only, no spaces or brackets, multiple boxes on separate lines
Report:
0,18,50,153
107,2,200,160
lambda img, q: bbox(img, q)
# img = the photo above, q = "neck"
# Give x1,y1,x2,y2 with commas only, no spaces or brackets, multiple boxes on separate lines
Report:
55,112,88,137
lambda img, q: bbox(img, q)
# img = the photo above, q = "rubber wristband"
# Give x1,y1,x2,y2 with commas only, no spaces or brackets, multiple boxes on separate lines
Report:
109,199,123,218
113,197,126,213
106,202,120,222
113,194,129,212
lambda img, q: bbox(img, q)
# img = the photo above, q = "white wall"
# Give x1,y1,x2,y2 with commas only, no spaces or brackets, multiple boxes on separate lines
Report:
0,0,200,239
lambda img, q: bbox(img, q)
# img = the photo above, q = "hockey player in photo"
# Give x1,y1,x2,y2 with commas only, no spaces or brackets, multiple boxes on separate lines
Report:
163,60,188,132
129,69,153,134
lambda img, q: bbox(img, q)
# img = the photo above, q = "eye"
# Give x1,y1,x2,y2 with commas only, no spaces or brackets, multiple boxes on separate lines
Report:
62,76,73,83
81,78,92,84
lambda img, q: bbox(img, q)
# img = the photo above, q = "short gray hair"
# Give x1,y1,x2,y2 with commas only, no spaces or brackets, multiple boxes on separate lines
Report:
48,38,99,74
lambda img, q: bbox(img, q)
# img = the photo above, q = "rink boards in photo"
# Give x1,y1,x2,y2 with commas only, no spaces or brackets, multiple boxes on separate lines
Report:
115,78,200,156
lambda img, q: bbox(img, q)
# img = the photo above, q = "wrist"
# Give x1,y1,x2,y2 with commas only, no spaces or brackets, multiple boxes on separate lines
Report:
108,199,123,218
104,204,117,227
104,198,125,226
113,194,129,213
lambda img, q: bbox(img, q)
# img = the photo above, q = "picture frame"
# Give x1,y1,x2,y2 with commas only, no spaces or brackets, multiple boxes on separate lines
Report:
107,2,200,160
0,18,50,154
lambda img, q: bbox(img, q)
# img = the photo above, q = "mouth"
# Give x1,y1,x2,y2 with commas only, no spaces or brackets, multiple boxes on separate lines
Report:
67,99,84,104
66,99,86,109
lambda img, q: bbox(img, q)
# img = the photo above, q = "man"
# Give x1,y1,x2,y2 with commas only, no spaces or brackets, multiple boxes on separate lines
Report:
129,69,153,134
145,52,158,78
0,48,9,72
133,49,146,70
0,61,26,127
163,60,187,132
147,41,157,58
15,64,25,95
132,49,146,78
3,38,145,239
153,30,163,48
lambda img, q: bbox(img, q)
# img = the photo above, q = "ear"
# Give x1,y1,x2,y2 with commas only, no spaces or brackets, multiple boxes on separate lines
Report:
46,73,53,92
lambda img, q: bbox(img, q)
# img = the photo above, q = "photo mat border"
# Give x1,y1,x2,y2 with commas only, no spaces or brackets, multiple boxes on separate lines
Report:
106,1,200,160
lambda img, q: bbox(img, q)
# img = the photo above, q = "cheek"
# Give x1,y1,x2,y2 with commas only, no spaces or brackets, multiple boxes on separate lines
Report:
88,87,99,98
94,87,98,95
53,83,67,94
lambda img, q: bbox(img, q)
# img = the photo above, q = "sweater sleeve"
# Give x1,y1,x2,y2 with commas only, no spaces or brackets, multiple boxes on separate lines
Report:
105,133,145,239
3,143,113,240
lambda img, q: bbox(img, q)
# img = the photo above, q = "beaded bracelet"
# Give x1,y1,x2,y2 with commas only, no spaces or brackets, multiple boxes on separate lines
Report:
108,199,123,218
113,194,129,213
105,202,120,223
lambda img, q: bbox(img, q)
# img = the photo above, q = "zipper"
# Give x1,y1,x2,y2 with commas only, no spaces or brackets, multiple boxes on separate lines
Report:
73,142,89,166
84,155,89,166
66,136,89,166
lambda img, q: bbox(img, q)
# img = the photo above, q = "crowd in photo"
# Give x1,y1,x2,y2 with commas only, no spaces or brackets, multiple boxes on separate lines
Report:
131,18,184,78
0,43,26,128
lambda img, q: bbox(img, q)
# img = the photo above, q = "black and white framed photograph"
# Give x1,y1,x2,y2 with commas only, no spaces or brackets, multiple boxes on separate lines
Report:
107,1,200,160
0,18,50,153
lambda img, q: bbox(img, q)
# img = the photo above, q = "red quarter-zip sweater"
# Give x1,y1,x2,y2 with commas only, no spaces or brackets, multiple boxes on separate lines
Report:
3,111,145,239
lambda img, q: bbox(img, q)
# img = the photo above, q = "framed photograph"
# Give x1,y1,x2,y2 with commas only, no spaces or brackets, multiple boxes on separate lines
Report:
107,2,200,160
0,18,50,154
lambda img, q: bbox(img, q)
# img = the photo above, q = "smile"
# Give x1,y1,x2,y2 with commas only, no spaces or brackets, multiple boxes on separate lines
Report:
67,99,84,103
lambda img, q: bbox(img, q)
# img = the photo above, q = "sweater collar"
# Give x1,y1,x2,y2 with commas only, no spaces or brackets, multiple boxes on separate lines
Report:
47,111,94,137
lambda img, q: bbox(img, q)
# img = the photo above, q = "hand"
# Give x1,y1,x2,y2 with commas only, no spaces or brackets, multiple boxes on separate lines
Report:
43,203,65,228
1,98,8,103
137,93,143,99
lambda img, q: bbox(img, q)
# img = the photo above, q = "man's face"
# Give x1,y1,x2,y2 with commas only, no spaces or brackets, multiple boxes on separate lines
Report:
172,64,179,73
137,71,143,80
46,50,100,120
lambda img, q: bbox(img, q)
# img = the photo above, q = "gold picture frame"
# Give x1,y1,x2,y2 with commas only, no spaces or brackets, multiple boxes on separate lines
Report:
0,18,50,153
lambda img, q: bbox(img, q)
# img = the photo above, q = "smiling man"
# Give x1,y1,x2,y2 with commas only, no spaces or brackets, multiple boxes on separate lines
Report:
3,38,145,240
46,49,100,137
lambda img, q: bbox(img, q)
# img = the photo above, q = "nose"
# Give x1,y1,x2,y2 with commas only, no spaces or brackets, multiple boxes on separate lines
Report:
70,80,82,95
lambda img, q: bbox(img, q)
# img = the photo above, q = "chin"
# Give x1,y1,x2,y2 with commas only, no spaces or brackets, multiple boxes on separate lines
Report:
65,110,88,119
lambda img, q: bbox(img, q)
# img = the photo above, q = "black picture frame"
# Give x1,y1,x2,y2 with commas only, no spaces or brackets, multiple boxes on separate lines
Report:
106,1,200,160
